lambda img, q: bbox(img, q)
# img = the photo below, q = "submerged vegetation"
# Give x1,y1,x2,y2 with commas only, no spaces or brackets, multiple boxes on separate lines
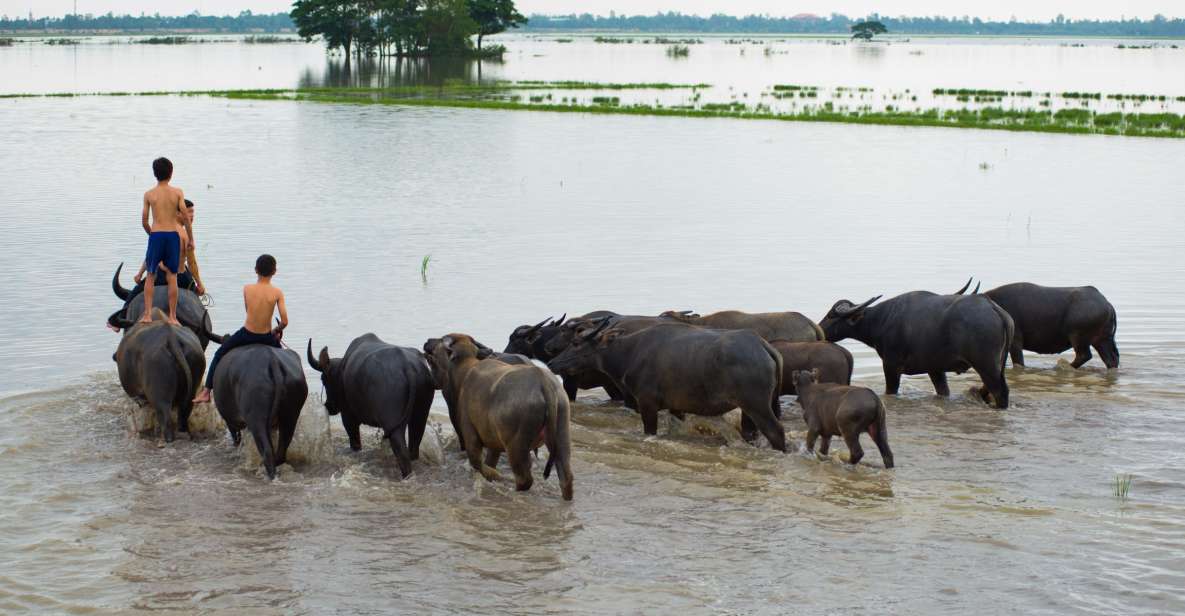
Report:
665,44,690,58
0,38,14,47
5,81,1184,139
136,36,194,45
1114,473,1133,500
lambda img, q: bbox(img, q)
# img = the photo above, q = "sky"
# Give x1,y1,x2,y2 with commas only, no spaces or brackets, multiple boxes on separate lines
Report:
3,1,1183,22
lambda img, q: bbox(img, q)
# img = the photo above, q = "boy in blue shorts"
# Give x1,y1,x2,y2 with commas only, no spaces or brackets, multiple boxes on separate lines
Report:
140,157,187,325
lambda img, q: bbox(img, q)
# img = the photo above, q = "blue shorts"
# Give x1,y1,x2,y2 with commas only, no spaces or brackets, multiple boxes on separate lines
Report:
145,231,180,275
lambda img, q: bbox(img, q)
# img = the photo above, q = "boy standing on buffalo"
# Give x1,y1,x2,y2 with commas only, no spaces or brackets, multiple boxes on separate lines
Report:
193,254,288,403
140,157,187,325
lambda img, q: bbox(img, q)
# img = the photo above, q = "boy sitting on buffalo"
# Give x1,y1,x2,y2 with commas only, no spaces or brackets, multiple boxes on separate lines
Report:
193,254,288,404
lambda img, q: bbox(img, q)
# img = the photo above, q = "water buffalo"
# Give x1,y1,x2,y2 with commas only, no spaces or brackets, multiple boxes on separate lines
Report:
508,311,634,402
792,370,893,468
114,309,206,442
548,321,788,451
979,283,1119,369
424,337,530,452
307,335,436,477
770,340,853,395
211,344,308,479
660,309,824,342
437,333,573,500
110,263,215,349
818,291,1013,408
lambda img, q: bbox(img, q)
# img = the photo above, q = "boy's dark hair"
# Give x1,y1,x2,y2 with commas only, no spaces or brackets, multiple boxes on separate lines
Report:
152,157,173,181
184,199,194,209
255,254,277,277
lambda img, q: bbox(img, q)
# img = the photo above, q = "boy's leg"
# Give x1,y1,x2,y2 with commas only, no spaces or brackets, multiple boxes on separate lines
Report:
195,329,246,403
166,271,179,325
140,274,155,323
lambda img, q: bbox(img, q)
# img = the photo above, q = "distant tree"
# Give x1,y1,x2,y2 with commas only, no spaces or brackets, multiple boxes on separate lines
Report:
467,0,527,51
291,0,366,63
421,0,477,54
851,20,888,40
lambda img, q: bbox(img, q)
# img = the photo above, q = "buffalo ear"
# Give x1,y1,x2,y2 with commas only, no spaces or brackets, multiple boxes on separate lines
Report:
318,347,332,374
476,346,494,360
810,368,821,380
600,329,624,345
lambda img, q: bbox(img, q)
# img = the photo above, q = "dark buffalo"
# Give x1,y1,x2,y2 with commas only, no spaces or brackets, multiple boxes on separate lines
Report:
659,309,824,342
770,340,853,395
548,321,788,451
423,337,530,452
506,311,635,402
110,263,215,349
114,309,206,442
437,333,573,500
979,283,1119,369
212,345,308,479
307,335,436,477
819,291,1013,408
543,314,663,402
503,314,572,357
792,369,893,468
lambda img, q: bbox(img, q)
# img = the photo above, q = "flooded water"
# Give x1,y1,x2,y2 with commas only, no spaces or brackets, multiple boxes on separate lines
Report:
2,37,1185,614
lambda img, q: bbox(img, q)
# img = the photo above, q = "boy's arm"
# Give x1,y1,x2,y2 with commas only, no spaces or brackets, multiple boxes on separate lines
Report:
187,249,205,294
133,261,147,284
141,193,151,234
273,290,288,335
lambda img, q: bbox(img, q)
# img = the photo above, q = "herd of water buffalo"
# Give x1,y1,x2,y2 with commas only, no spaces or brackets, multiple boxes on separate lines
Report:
108,266,1119,501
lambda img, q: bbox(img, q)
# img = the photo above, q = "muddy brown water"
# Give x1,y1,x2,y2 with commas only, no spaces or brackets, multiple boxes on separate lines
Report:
2,40,1185,614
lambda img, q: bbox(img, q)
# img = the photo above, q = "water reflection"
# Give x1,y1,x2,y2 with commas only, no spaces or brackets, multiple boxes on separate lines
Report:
299,56,505,89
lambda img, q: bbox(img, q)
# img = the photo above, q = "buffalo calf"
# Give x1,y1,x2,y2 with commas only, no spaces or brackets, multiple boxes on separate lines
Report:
793,370,893,468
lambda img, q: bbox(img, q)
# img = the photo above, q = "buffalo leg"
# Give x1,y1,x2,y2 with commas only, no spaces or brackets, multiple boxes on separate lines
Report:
463,418,501,482
928,371,950,397
389,431,412,478
507,445,535,493
883,364,902,395
974,361,1010,409
741,403,787,452
638,401,660,436
230,429,242,447
805,429,818,454
1009,333,1025,367
344,417,362,451
1069,335,1093,368
1094,337,1120,369
251,424,277,479
818,435,831,456
562,377,579,402
484,449,501,470
275,408,299,466
407,397,431,462
740,413,758,442
842,430,864,466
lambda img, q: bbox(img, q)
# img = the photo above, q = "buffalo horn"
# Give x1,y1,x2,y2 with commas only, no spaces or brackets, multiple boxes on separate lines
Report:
112,262,131,301
954,277,973,295
972,281,981,294
306,339,322,371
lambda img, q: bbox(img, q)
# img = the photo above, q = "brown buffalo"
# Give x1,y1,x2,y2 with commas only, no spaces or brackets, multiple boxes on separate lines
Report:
434,334,573,501
770,340,853,396
660,309,824,342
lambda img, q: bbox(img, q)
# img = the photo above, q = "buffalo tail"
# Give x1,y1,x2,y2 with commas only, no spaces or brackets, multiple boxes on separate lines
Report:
870,398,894,469
541,379,573,501
165,324,194,426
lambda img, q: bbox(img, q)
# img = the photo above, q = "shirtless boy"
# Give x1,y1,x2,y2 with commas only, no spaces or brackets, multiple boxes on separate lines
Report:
193,254,288,403
140,157,186,325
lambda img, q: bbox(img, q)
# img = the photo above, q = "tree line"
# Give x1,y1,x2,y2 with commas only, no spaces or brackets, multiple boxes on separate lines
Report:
0,10,293,33
525,12,1185,37
4,9,1185,39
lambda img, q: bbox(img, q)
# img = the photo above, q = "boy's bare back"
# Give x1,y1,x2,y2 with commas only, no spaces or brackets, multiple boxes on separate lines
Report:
243,282,287,335
143,184,185,233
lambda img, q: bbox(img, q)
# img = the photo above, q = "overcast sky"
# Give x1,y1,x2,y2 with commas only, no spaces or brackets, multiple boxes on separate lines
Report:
4,1,1182,22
